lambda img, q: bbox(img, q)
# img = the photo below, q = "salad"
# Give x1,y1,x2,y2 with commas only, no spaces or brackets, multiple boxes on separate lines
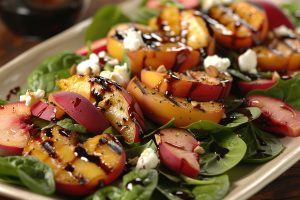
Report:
0,0,300,199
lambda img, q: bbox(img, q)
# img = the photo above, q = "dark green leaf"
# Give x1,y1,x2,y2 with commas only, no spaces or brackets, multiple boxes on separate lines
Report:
225,107,261,128
27,52,84,96
248,74,300,110
0,156,55,195
131,7,159,25
121,169,158,200
56,118,87,133
31,117,54,129
144,118,175,138
227,69,252,82
125,140,156,159
85,5,130,41
0,99,7,105
85,186,121,200
192,174,230,200
282,4,300,27
240,123,284,163
200,134,247,176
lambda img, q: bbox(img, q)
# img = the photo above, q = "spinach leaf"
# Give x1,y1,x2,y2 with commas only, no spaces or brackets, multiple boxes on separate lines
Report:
85,186,121,200
57,118,87,133
0,156,55,195
0,99,7,105
248,74,300,110
144,118,175,138
282,4,300,27
131,7,160,25
192,174,230,200
225,107,261,128
157,181,194,200
31,117,55,129
200,134,247,176
240,123,284,163
227,69,252,82
85,5,130,41
121,169,158,200
125,140,156,159
27,52,84,96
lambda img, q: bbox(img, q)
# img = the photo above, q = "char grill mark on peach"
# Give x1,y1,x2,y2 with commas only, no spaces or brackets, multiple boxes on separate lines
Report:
74,146,113,174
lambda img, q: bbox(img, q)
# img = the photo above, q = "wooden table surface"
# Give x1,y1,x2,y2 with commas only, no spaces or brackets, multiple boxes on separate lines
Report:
0,0,299,200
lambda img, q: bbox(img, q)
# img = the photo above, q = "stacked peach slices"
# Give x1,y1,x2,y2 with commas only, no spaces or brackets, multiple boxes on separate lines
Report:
1,0,300,199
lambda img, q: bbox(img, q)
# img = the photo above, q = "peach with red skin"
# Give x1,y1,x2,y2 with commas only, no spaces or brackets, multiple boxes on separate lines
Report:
58,75,145,143
246,95,300,137
141,69,232,101
237,79,277,95
208,1,269,49
31,100,65,121
127,77,224,127
24,126,126,196
158,128,200,177
0,102,31,156
50,91,110,133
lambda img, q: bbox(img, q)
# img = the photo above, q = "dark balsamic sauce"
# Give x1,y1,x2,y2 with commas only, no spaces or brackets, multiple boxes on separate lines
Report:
6,86,20,101
44,128,53,138
58,129,72,138
74,146,112,173
133,79,147,95
41,140,57,158
64,163,74,172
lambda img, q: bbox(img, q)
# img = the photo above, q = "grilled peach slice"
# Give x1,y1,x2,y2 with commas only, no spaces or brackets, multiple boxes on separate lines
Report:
107,23,203,76
158,128,200,177
251,0,295,30
253,32,300,72
208,1,268,49
58,75,145,143
246,95,300,137
141,69,232,101
0,102,31,156
127,77,224,126
23,126,125,196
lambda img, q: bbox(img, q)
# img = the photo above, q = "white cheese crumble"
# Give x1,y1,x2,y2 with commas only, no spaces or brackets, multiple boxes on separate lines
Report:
136,148,159,170
296,27,300,34
20,89,45,106
273,25,294,37
123,29,145,51
100,63,130,87
76,53,100,75
238,49,257,74
204,55,231,73
202,0,233,10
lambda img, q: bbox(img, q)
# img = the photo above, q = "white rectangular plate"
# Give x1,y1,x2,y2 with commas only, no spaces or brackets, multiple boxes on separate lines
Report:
0,1,300,200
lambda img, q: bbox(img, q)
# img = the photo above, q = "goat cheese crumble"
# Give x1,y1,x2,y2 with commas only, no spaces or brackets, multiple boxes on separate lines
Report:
202,0,233,10
100,63,130,87
204,55,231,73
76,53,100,75
136,148,159,170
238,49,257,74
273,25,294,37
123,29,145,51
20,89,45,106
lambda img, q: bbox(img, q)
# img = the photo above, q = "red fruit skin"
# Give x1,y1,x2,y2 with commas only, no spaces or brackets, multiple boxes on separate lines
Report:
251,0,295,30
75,38,107,56
31,101,56,121
0,102,31,156
158,128,200,178
51,91,110,133
237,79,277,95
246,95,300,137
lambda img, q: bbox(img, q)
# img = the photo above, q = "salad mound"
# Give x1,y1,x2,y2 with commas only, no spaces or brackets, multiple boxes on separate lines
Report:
0,0,300,199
